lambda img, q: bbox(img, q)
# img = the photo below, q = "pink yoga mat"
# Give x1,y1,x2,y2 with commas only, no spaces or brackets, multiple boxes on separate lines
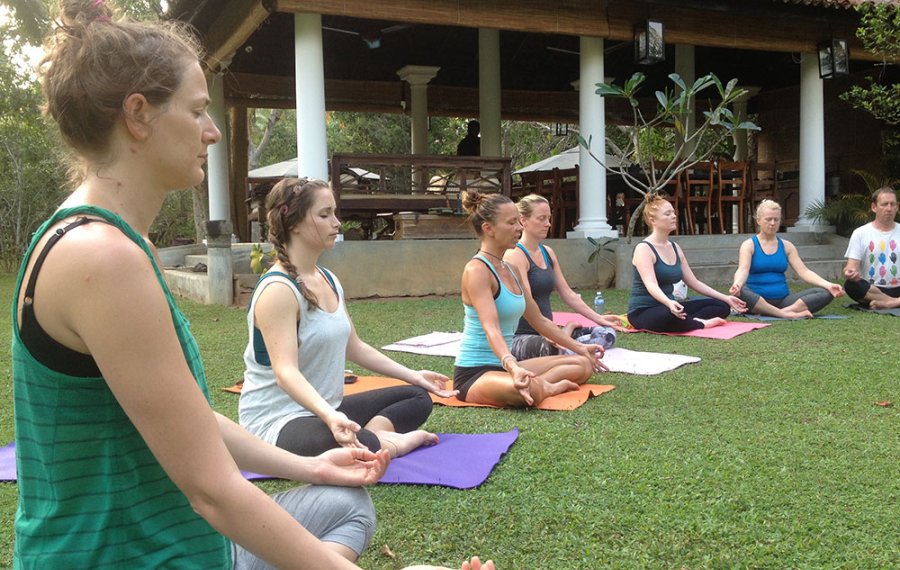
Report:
634,321,769,339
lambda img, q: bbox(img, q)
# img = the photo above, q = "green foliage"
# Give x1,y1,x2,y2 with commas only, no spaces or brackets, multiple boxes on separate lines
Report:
840,3,900,125
804,169,900,236
581,72,758,240
149,188,197,246
0,22,67,270
249,243,274,274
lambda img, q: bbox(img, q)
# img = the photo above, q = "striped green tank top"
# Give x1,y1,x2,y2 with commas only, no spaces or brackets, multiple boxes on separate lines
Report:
11,206,231,568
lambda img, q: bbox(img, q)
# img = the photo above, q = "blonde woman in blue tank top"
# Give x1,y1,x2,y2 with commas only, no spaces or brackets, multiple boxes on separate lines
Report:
454,190,608,407
729,200,843,318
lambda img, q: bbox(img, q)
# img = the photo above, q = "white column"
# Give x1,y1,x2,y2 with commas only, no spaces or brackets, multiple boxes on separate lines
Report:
569,36,616,239
397,65,440,156
478,28,501,157
205,73,233,305
294,13,328,181
789,54,832,233
674,45,696,158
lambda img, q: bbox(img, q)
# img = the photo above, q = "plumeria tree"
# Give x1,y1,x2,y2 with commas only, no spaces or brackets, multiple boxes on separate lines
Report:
579,72,759,241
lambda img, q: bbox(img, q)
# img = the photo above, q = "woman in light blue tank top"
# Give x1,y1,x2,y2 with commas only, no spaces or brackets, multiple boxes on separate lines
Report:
453,191,608,407
730,200,843,317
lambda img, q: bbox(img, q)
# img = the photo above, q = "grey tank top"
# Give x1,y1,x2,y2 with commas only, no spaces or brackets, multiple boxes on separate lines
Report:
515,242,555,335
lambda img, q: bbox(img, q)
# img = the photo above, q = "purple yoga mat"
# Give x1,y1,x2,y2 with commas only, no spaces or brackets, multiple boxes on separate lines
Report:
1,442,16,481
380,428,519,489
6,430,521,490
245,429,520,490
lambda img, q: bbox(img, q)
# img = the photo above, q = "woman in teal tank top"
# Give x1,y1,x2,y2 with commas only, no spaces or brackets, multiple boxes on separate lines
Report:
9,3,510,569
453,191,608,407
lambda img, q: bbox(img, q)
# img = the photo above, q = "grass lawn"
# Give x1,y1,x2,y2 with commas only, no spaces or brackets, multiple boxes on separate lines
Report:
1,272,898,569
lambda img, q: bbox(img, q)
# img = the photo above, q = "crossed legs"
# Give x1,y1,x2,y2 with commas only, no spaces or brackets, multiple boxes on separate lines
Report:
463,354,594,408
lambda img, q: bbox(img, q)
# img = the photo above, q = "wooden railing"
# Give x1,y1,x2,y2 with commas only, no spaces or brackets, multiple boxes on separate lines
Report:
330,153,512,223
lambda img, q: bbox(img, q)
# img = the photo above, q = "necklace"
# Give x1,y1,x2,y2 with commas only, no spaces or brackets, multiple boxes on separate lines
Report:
478,249,505,263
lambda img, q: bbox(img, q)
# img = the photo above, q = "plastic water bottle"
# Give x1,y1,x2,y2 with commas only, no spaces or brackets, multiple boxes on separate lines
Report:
593,291,605,314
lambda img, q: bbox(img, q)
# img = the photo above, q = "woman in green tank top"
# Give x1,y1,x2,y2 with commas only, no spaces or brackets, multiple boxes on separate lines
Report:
12,2,492,569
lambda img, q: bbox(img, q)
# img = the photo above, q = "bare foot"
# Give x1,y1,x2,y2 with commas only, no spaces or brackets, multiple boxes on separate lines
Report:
870,298,900,310
788,309,813,319
529,377,579,406
696,317,727,329
376,430,439,458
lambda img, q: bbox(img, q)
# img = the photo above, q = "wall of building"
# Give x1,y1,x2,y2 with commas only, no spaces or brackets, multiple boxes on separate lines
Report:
755,70,886,199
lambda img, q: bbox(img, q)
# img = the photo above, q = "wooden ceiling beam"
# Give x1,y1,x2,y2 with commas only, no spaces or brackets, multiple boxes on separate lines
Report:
202,0,272,70
271,0,876,61
225,73,650,124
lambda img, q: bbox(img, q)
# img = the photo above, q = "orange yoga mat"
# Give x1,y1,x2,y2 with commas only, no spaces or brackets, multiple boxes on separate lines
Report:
228,375,614,411
349,375,614,411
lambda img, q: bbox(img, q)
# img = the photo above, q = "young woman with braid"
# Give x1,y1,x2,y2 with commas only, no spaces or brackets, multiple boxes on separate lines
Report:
239,178,456,459
453,190,607,407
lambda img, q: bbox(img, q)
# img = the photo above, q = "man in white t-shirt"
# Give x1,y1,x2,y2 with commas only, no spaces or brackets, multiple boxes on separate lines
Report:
843,187,900,309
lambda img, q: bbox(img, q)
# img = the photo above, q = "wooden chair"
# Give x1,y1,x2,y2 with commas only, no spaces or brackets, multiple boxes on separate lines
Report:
682,161,716,234
717,161,751,233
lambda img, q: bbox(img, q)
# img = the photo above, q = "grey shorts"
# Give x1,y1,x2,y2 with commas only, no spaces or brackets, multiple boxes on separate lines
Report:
232,485,375,569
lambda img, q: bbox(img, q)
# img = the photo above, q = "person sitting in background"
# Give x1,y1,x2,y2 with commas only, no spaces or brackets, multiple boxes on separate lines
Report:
628,195,746,332
842,187,900,309
456,120,481,156
504,194,622,360
729,199,843,317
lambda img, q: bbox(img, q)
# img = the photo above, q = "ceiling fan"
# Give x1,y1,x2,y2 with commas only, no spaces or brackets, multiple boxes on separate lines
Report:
322,22,413,49
546,42,632,56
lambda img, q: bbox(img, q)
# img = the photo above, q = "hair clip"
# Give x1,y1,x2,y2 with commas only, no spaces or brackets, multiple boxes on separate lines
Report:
280,204,289,217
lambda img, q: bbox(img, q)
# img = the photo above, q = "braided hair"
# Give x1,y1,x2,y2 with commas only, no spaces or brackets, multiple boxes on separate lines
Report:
265,177,332,311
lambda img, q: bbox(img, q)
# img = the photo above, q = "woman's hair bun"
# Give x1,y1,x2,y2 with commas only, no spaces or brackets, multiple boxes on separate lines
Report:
59,0,118,33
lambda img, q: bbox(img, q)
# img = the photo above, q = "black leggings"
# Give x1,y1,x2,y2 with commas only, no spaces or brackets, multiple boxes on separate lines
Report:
844,279,900,305
628,298,730,333
275,386,432,456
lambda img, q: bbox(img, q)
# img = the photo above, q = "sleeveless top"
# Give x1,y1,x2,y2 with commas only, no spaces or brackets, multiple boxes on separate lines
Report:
745,236,790,299
239,268,352,445
628,241,683,312
514,242,555,336
455,256,526,367
11,206,230,569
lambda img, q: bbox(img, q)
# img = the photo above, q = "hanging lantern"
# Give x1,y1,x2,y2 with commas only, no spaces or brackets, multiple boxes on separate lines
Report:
635,20,665,65
817,38,849,79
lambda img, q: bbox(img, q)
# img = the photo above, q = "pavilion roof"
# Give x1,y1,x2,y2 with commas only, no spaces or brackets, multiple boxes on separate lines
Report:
773,0,899,7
